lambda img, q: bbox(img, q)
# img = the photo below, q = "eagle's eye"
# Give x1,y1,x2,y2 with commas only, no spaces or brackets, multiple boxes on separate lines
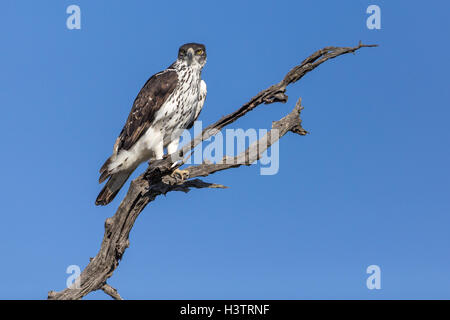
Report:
195,49,204,55
179,49,186,56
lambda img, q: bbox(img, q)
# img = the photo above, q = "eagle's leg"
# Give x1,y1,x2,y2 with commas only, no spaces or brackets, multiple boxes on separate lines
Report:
167,139,180,159
167,138,189,181
154,139,164,160
148,138,165,165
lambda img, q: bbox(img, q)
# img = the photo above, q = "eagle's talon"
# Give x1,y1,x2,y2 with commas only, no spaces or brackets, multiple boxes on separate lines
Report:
171,168,189,181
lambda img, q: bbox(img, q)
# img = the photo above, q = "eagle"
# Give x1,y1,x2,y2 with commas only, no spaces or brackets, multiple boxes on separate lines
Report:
95,43,207,206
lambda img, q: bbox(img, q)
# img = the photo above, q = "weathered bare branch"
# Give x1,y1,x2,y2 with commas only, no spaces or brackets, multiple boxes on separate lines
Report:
101,283,123,300
47,178,225,300
185,98,307,178
143,42,377,179
48,42,376,300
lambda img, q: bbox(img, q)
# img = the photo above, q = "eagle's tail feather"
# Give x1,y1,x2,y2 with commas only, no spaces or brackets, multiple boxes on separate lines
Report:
95,171,132,206
99,156,113,183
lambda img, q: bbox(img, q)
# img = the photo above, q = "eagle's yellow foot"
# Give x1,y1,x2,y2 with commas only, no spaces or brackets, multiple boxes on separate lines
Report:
171,168,189,180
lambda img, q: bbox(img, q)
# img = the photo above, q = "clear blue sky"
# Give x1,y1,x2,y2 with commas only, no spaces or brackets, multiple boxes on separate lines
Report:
1,0,449,299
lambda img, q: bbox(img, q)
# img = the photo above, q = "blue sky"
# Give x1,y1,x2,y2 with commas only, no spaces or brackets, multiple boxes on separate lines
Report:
0,1,449,299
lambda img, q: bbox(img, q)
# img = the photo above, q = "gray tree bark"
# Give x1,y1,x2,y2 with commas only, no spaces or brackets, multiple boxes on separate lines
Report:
48,42,376,300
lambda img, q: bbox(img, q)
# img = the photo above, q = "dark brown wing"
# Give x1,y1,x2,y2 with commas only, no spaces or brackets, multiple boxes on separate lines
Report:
116,69,178,151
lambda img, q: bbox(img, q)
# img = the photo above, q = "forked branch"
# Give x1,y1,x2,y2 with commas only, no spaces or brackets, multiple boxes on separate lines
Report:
48,42,376,300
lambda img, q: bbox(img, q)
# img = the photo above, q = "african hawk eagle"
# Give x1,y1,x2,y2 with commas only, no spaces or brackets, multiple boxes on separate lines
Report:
96,43,207,206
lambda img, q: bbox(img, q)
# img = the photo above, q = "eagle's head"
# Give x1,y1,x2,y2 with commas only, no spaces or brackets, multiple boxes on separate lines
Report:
177,43,206,69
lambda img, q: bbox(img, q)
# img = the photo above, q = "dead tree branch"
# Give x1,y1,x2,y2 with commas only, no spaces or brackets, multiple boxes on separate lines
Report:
101,283,123,300
48,42,376,300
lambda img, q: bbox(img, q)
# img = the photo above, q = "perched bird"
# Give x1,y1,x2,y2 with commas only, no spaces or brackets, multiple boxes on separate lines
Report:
96,43,207,206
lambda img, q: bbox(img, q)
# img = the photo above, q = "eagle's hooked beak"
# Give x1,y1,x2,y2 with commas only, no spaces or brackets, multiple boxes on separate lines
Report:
186,48,194,66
